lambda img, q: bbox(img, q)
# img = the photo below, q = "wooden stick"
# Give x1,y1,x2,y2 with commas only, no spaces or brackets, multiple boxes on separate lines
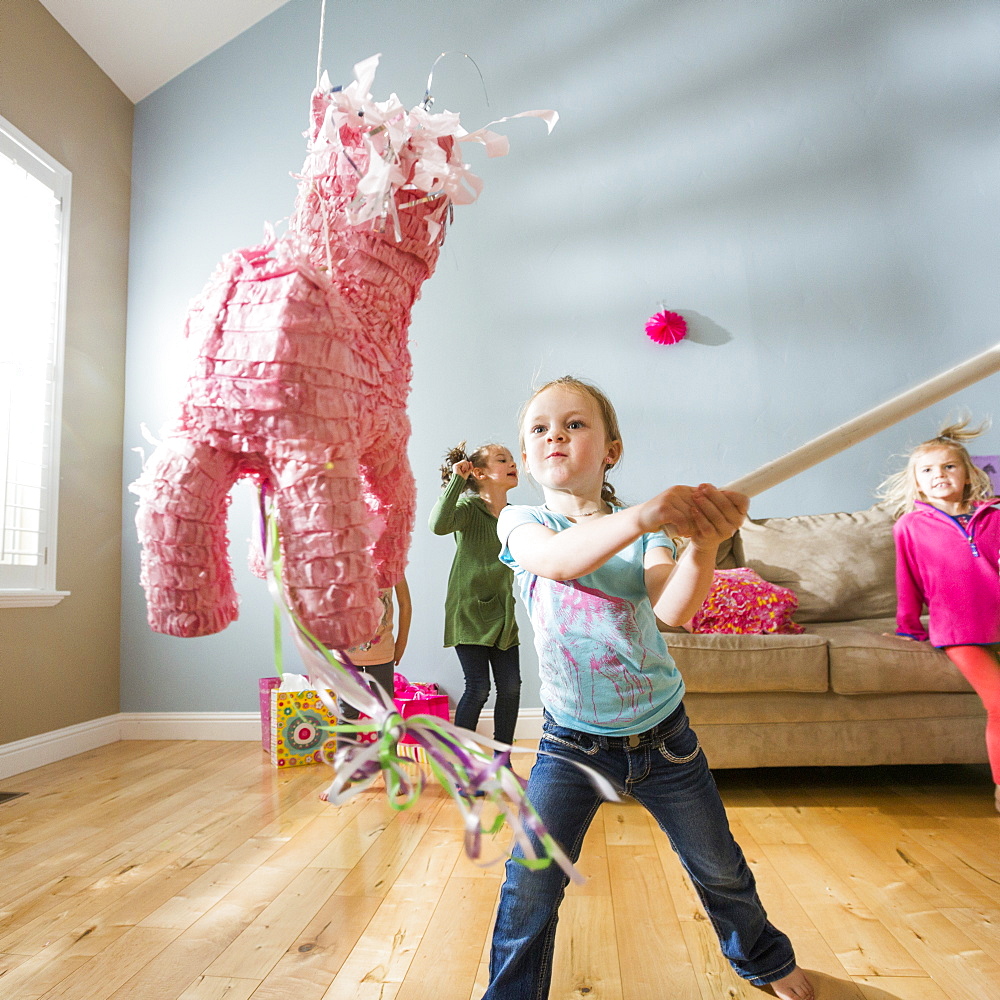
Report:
724,342,1000,498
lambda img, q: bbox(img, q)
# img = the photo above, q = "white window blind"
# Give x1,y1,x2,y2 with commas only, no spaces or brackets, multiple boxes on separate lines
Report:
0,117,70,605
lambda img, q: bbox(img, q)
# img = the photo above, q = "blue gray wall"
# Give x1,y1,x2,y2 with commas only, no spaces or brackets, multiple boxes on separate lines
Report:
121,0,1000,713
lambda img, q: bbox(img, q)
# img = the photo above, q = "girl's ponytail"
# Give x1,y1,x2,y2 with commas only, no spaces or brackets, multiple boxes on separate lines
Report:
935,418,989,449
439,441,499,494
439,441,470,489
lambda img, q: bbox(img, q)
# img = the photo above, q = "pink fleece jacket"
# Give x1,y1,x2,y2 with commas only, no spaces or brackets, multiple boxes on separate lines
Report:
894,498,1000,647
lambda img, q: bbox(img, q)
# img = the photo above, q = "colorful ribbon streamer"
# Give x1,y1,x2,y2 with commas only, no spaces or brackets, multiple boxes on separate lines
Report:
260,490,617,882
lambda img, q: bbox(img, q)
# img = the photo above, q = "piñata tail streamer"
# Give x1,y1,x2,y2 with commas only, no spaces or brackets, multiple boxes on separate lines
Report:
261,491,618,883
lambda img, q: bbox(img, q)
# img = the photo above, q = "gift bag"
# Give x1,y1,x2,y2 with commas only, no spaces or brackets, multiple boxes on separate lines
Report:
270,687,338,768
395,691,450,744
259,676,282,751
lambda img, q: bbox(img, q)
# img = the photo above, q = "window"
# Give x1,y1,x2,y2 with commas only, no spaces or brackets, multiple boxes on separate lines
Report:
0,117,70,606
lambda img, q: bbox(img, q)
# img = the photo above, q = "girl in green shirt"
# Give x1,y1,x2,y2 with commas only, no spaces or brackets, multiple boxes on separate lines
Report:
429,442,521,745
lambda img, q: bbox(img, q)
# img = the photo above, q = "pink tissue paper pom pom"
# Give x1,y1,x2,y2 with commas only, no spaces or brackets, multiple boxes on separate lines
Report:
645,310,687,345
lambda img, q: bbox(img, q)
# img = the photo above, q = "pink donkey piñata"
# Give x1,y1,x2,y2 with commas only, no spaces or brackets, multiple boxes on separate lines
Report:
132,56,555,650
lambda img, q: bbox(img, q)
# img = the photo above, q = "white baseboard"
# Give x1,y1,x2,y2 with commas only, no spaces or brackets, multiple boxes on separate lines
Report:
0,714,121,780
117,712,262,741
486,707,543,742
0,708,545,779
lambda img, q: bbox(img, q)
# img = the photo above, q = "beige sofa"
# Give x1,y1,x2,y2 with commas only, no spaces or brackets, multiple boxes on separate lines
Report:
665,505,988,768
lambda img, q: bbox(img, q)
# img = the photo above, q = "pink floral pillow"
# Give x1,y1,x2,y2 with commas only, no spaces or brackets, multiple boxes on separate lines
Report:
690,567,804,635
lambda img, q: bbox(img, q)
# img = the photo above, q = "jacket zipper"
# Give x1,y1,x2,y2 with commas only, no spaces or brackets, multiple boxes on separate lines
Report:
924,502,999,557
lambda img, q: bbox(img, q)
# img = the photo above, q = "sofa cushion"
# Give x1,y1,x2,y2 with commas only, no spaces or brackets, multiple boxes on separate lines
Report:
738,505,896,623
715,534,742,569
664,630,829,693
810,619,976,694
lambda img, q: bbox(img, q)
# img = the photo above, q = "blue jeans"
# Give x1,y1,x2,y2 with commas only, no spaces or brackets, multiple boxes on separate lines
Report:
483,704,797,999
454,643,521,745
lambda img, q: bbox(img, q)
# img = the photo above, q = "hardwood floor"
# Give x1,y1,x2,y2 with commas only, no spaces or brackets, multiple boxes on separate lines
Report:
0,741,997,999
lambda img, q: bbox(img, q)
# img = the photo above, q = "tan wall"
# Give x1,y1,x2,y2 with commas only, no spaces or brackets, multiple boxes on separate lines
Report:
0,0,132,743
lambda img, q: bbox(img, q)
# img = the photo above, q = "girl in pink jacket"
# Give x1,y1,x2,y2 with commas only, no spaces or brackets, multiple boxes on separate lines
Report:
880,419,1000,811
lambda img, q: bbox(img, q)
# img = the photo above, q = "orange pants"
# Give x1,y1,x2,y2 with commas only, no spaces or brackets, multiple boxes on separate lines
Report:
944,645,1000,783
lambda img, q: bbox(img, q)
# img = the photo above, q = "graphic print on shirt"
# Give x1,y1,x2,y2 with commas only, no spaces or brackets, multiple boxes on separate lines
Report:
351,588,392,653
529,574,654,725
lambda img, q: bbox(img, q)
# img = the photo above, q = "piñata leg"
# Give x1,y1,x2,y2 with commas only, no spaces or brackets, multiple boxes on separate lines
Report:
134,441,244,637
361,420,416,590
270,451,381,650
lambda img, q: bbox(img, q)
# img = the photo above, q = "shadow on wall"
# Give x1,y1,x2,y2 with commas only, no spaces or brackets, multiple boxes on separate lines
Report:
680,309,733,347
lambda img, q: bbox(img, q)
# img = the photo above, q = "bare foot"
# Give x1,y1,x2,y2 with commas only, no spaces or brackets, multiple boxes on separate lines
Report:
318,787,329,802
770,966,814,1000
994,784,1000,814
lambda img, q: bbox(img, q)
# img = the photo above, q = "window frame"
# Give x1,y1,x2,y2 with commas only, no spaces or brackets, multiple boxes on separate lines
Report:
0,116,71,607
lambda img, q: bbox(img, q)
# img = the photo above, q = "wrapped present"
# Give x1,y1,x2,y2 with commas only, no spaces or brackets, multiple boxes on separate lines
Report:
270,687,337,767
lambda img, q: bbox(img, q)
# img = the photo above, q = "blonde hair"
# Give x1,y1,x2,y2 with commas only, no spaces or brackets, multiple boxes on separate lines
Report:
518,375,625,508
439,441,503,495
876,416,994,516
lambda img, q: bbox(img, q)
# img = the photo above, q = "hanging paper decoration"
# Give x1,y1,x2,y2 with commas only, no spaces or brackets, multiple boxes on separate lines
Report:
259,499,612,882
645,309,687,345
130,55,557,650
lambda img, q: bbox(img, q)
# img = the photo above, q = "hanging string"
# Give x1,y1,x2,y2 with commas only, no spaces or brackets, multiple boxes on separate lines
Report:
315,0,328,89
422,51,490,111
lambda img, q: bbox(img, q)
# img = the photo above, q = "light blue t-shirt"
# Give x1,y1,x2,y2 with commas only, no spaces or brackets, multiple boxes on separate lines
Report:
498,504,685,736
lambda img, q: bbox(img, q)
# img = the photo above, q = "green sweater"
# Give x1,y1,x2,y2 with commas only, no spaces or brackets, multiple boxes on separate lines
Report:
428,474,519,649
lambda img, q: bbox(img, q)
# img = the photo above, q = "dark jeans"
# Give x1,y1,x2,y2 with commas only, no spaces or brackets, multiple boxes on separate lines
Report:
483,704,797,999
453,643,521,745
339,661,395,723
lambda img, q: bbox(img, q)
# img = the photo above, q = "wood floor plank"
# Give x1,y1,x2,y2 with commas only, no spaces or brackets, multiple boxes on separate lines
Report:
250,892,382,1000
888,833,999,909
754,842,922,977
780,804,1000,1000
205,866,348,979
393,878,499,1000
1,850,194,957
319,883,447,999
138,862,259,930
36,925,180,1000
470,905,496,1000
549,894,624,1000
0,875,96,950
725,818,867,993
309,796,404,872
3,745,997,999
605,837,701,999
602,797,655,847
853,974,954,999
103,864,300,1000
175,977,260,1000
401,815,473,886
939,904,1000,957
0,947,91,1000
334,793,444,898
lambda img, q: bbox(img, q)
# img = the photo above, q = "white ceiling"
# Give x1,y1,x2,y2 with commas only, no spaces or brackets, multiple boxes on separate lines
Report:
39,0,293,103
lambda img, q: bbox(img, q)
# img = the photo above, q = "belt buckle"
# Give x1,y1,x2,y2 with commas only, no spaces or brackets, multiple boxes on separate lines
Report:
627,734,640,748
